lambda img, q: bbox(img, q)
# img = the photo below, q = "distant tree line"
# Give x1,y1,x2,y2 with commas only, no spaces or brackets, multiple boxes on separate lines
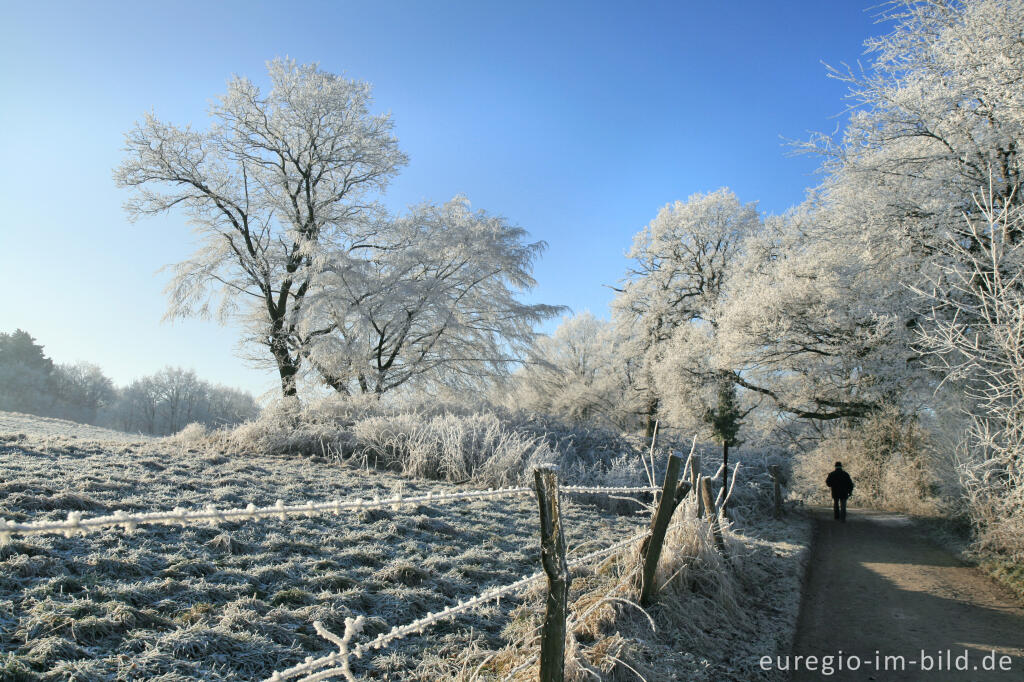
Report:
0,329,258,435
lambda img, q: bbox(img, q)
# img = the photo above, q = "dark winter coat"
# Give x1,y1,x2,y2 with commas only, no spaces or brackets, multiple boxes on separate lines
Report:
826,469,854,499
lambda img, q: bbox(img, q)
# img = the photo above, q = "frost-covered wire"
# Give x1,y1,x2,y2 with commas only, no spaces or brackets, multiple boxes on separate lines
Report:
0,487,531,543
265,525,653,682
566,525,650,569
0,485,659,544
561,485,658,496
265,572,548,681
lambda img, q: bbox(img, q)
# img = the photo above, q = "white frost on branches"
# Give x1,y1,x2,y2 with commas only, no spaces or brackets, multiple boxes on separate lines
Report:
301,196,563,396
116,59,558,399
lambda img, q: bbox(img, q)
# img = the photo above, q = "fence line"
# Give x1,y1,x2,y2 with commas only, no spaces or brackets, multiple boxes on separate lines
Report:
0,484,658,544
3,467,674,681
266,525,654,682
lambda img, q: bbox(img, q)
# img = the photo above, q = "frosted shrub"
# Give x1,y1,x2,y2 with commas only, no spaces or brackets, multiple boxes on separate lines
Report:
350,412,554,486
656,497,743,617
792,408,938,513
219,395,655,490
174,422,208,445
957,434,1024,560
716,450,789,519
600,453,648,488
223,396,359,459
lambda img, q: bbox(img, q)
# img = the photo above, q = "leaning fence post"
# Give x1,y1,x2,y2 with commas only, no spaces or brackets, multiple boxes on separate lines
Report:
699,476,727,553
534,466,569,682
690,453,704,518
639,452,684,605
770,465,784,519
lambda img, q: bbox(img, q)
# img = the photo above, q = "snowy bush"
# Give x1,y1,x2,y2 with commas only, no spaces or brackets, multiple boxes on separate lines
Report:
175,422,209,445
214,395,664,492
791,408,938,514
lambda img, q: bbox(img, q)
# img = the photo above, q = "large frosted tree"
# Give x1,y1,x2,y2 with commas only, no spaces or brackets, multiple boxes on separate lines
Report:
712,202,919,425
706,0,1024,432
612,188,761,435
804,0,1024,255
299,197,563,395
116,59,407,397
507,312,641,429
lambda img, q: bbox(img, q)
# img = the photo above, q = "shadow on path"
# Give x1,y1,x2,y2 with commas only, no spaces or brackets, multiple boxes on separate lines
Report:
786,508,1024,681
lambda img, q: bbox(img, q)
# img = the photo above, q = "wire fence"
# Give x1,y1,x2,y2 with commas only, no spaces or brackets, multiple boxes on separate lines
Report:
266,524,655,681
2,477,674,681
0,484,659,544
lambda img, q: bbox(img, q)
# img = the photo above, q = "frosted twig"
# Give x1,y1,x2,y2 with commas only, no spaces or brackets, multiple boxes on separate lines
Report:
720,462,740,510
681,436,697,484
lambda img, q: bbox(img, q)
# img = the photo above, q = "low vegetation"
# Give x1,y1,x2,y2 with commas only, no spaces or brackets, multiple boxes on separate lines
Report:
1,411,809,681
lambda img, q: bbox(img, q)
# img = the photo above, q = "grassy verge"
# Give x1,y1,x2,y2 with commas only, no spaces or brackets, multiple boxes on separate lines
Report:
979,557,1024,603
411,505,813,681
913,512,1024,604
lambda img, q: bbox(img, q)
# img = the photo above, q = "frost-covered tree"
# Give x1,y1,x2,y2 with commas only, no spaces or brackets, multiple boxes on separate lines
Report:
51,362,116,424
110,367,258,435
712,204,920,425
0,329,55,415
804,0,1024,255
507,312,641,429
914,194,1024,557
613,188,761,435
722,0,1024,431
115,59,407,397
299,197,563,396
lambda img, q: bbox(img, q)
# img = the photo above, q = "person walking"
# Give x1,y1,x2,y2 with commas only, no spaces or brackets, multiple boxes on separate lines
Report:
825,462,854,521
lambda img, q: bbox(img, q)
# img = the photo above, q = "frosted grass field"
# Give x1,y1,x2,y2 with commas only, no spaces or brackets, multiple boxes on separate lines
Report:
0,412,810,680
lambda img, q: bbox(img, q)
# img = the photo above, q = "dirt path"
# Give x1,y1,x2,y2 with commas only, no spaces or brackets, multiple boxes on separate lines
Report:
788,508,1024,681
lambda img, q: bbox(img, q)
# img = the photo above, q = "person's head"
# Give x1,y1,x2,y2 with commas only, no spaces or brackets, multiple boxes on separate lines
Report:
834,461,843,469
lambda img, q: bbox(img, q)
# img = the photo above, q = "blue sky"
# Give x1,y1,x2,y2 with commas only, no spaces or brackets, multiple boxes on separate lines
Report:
0,0,880,398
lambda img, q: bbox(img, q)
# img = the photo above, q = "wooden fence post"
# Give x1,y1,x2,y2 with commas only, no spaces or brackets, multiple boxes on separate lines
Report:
639,453,684,605
699,476,727,553
770,465,784,519
535,466,569,682
690,453,704,518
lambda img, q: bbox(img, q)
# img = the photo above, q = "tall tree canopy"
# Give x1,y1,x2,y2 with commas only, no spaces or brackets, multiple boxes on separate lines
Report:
301,197,563,395
116,58,407,397
117,59,557,398
612,188,761,435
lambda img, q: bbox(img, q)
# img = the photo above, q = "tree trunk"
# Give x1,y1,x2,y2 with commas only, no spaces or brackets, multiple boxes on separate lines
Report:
644,397,659,439
721,442,729,517
270,340,299,398
317,368,350,395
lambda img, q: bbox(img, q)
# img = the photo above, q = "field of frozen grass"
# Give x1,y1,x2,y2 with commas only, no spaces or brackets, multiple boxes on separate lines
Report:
0,411,153,443
0,411,811,680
